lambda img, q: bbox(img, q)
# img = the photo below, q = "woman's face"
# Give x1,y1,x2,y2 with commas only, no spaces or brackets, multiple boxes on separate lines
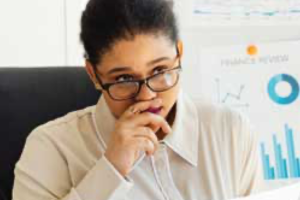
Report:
86,34,183,120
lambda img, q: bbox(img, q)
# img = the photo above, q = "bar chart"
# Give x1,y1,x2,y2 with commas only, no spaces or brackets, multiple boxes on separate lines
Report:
261,124,300,180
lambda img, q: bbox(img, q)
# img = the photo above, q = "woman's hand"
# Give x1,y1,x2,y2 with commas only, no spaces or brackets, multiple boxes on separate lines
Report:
104,99,172,176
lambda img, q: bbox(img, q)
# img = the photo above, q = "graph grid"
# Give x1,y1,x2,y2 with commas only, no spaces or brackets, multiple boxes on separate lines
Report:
260,124,300,180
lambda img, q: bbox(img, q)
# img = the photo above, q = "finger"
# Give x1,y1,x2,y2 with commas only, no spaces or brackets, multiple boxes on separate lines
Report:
131,112,172,134
121,98,163,119
131,137,156,156
133,127,159,149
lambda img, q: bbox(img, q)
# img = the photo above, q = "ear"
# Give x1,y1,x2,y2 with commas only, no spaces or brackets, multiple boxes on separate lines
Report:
85,60,102,90
176,40,184,59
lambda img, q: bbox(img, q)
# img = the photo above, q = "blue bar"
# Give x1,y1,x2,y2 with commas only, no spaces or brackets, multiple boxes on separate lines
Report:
273,136,283,178
278,144,286,178
277,144,286,179
270,167,275,180
285,125,297,178
266,155,274,180
291,130,300,177
283,159,288,178
266,155,271,180
297,158,300,177
260,143,270,179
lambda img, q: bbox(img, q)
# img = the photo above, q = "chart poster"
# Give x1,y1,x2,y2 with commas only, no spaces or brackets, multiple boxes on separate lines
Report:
198,41,300,181
192,0,300,25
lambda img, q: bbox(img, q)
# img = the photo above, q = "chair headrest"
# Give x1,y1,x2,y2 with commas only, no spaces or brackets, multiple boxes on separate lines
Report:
0,67,100,200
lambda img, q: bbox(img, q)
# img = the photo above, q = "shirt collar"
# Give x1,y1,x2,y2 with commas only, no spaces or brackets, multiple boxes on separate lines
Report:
162,91,199,166
94,91,199,167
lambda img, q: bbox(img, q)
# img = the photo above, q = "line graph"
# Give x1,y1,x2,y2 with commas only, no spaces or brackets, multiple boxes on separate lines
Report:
215,78,249,108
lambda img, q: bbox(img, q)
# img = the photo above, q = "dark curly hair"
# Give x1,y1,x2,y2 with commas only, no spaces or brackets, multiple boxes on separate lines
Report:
80,0,179,67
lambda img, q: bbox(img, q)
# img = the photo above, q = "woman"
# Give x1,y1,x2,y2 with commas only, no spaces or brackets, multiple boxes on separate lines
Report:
13,0,263,199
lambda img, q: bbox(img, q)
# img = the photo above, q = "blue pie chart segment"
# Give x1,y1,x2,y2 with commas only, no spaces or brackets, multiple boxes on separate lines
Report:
268,74,299,105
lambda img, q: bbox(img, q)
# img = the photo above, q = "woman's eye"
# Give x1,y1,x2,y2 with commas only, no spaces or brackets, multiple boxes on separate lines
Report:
115,74,134,82
153,66,167,75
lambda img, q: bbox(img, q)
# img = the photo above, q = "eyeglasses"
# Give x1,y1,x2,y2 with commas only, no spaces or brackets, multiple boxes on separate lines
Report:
95,65,182,101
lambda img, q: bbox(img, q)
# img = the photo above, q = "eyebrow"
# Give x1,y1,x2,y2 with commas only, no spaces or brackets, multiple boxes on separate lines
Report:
147,57,170,66
107,67,131,75
107,56,171,75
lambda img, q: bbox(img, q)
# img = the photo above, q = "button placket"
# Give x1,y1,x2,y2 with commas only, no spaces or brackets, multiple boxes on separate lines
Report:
151,143,185,200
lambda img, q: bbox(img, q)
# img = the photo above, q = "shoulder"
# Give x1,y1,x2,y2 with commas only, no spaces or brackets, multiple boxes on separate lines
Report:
14,106,97,197
22,105,98,162
16,105,98,177
29,105,95,140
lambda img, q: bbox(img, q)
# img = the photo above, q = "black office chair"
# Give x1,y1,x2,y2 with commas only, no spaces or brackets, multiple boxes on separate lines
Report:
0,67,100,200
0,188,7,200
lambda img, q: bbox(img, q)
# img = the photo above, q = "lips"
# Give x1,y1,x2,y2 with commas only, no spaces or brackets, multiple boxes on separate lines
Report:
144,107,162,114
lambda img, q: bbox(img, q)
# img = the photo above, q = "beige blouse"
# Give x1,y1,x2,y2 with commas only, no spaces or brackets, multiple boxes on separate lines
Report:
13,91,263,200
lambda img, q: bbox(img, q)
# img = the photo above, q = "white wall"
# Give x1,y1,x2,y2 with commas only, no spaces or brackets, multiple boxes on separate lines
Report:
65,0,88,66
0,0,66,67
0,0,88,67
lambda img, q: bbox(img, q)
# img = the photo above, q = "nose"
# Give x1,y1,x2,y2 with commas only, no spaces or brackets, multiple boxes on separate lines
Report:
135,83,157,101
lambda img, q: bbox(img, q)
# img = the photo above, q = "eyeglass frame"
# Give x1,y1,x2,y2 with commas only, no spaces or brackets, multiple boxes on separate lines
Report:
92,48,182,101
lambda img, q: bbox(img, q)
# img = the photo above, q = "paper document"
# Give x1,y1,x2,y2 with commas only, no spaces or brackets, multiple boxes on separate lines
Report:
231,182,300,200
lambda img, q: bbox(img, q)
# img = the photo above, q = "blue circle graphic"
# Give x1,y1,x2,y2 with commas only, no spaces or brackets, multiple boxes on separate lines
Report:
268,74,299,105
